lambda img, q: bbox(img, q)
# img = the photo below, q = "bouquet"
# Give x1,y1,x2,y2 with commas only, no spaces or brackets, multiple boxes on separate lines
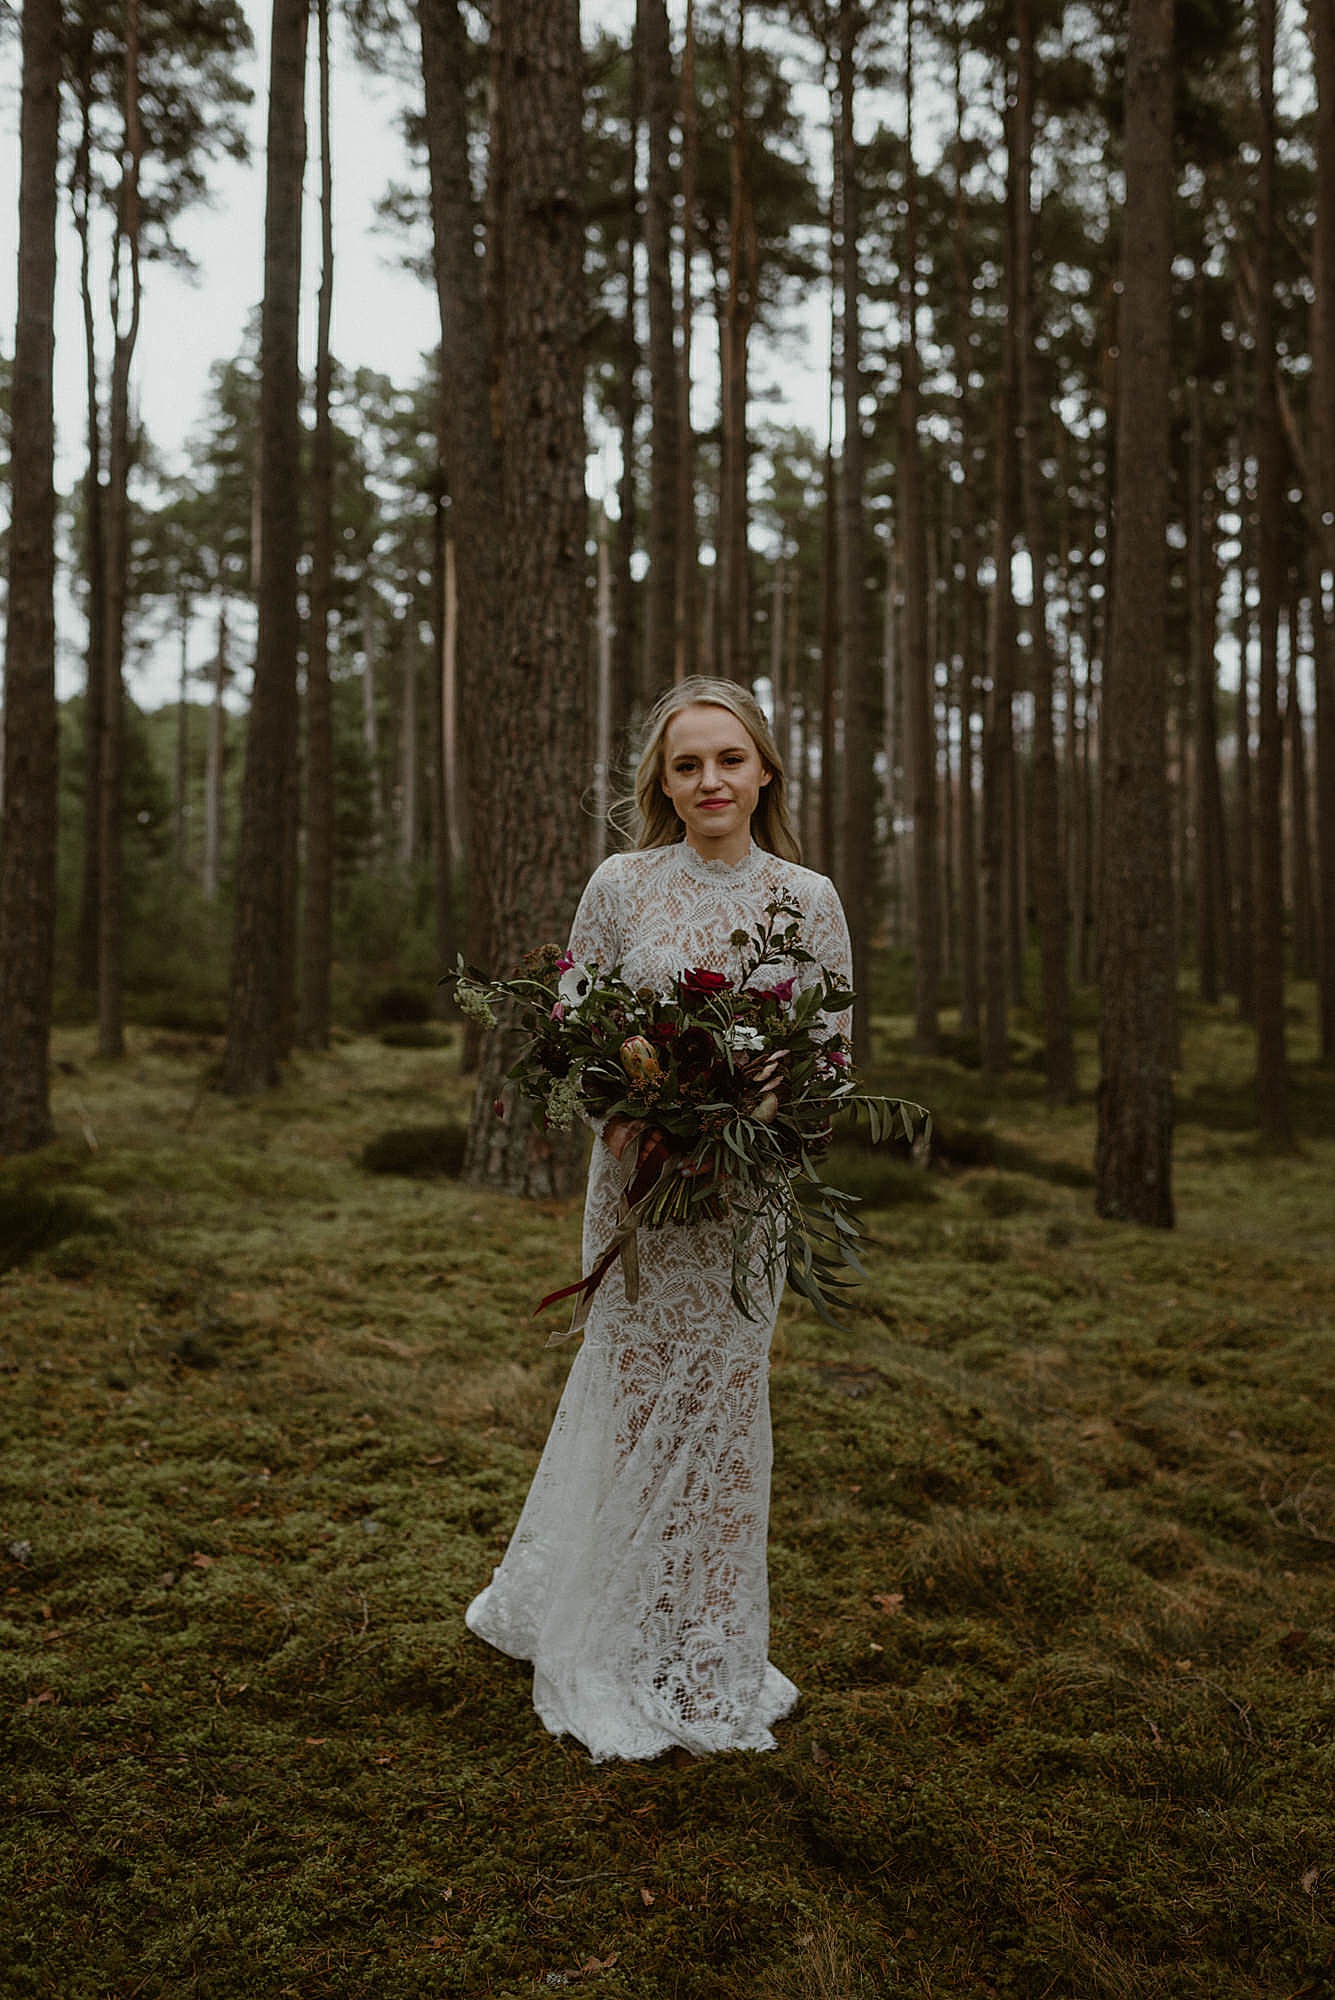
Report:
452,897,930,1337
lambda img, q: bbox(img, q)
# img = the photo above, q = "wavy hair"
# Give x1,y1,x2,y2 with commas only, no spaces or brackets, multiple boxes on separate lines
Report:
611,677,802,863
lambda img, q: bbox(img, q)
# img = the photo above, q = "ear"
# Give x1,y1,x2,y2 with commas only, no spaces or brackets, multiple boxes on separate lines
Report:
760,766,773,787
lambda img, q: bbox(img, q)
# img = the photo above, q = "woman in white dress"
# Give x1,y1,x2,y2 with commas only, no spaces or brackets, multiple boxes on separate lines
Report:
465,677,853,1762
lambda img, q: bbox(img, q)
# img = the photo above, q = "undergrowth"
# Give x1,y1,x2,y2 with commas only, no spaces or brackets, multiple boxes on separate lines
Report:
1,991,1332,1998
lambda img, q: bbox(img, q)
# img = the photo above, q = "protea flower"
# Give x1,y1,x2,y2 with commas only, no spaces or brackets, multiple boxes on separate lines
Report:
620,1035,663,1086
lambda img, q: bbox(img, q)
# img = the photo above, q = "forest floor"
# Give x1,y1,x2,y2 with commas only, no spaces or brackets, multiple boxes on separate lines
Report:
2,988,1333,2000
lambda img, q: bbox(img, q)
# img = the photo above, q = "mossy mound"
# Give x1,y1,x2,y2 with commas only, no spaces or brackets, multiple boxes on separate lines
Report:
359,1122,468,1177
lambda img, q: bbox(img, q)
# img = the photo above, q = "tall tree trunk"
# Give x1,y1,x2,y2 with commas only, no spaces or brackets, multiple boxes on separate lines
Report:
674,0,699,681
1309,0,1335,1057
361,582,384,858
614,30,640,742
593,503,614,865
981,46,1019,1076
463,0,590,1198
720,4,754,682
420,0,505,996
900,0,937,1054
399,615,419,870
203,600,228,903
98,0,143,1061
1254,0,1291,1141
300,0,334,1049
951,17,980,1039
1189,358,1230,1002
0,0,61,1155
1015,0,1075,1100
819,149,840,879
836,0,872,1064
430,408,459,987
173,596,190,868
222,0,308,1094
1095,0,1175,1225
73,64,104,995
639,0,677,701
1286,600,1316,981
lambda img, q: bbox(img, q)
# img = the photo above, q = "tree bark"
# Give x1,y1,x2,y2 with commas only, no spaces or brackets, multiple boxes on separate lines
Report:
0,0,61,1155
430,403,459,987
462,0,590,1198
674,0,699,681
1309,0,1335,1057
613,29,640,742
1015,0,1075,1101
900,0,937,1055
719,4,754,682
203,600,228,902
399,615,418,870
1286,600,1316,981
222,0,308,1094
361,581,384,857
98,0,144,1060
174,597,191,868
836,0,873,1065
300,0,334,1049
1095,0,1176,1225
952,20,980,1041
1189,357,1230,1002
73,60,104,995
981,48,1019,1078
639,0,677,701
420,0,505,991
1253,0,1291,1141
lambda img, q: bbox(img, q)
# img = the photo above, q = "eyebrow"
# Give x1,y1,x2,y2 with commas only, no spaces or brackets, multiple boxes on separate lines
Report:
669,743,749,759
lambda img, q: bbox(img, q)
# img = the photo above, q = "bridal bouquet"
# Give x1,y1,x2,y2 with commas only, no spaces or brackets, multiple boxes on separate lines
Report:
452,897,930,1334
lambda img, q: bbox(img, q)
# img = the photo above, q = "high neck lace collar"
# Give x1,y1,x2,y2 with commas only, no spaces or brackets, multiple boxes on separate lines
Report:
674,838,759,885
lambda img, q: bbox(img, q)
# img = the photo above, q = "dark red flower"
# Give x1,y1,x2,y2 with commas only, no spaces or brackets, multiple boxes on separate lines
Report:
680,967,732,998
756,976,796,1005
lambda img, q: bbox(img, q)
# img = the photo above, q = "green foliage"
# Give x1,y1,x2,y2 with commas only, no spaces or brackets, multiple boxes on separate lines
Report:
2,999,1332,1996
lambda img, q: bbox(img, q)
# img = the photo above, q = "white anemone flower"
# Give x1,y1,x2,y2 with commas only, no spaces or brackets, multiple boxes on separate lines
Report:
557,962,595,1012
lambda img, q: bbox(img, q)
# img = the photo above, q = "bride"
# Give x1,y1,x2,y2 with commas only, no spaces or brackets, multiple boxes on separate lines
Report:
464,676,853,1761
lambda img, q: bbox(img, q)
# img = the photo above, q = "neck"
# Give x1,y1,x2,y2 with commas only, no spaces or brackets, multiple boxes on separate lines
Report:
684,826,753,866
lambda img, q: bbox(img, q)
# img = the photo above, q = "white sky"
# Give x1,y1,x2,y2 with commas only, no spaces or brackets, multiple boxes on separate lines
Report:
0,0,846,706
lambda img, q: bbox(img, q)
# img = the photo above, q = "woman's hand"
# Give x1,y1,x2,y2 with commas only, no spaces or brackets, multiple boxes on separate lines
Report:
603,1116,644,1162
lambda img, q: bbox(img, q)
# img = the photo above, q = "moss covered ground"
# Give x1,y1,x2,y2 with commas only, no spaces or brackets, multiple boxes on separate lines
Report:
2,993,1332,1999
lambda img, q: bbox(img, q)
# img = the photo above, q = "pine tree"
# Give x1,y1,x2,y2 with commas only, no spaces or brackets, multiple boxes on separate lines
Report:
0,0,62,1155
1095,0,1175,1225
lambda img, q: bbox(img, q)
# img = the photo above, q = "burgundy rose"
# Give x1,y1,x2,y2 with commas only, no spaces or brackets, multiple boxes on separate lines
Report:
679,967,732,999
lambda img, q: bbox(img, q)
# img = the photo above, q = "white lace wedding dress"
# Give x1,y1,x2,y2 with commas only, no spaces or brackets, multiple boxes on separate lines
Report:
464,838,853,1761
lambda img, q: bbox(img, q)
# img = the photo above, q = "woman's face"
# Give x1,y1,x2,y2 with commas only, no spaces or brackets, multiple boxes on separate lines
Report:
660,702,771,853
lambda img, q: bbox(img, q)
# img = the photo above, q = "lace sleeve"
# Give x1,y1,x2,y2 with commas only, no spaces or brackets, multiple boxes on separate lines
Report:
567,856,623,973
802,873,854,1045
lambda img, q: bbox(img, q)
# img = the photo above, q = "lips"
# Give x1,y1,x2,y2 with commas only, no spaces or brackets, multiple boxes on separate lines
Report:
699,800,732,811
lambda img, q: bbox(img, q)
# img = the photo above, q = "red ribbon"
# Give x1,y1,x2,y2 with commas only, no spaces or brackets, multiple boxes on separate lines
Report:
534,1128,674,1327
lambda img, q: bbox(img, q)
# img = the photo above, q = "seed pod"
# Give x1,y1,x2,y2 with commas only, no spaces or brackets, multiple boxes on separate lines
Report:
754,1091,780,1125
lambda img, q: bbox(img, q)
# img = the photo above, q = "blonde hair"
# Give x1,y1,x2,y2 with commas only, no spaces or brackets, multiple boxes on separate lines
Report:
617,676,802,863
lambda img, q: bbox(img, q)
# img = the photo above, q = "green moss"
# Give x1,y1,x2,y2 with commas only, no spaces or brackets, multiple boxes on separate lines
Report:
1,1007,1332,1997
